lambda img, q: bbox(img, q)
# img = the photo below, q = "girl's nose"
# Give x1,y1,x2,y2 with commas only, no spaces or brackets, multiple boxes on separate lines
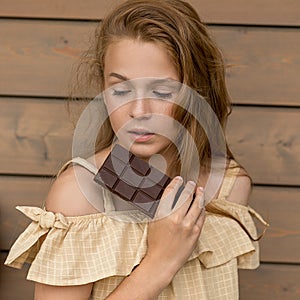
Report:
129,99,152,119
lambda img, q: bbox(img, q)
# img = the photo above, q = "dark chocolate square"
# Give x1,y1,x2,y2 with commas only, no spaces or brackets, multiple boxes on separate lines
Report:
121,168,144,187
111,144,132,163
148,167,171,187
93,144,172,218
104,156,126,177
140,179,163,199
133,190,154,203
133,191,157,217
114,180,136,200
133,200,155,213
130,156,150,176
94,168,118,189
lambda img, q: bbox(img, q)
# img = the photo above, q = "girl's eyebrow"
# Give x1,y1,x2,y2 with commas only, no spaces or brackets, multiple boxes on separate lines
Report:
109,73,178,85
109,72,129,81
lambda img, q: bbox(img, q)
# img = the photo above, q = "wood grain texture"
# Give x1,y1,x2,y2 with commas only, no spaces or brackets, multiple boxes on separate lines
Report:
0,97,73,175
1,176,299,264
191,0,300,26
1,0,299,298
2,98,300,186
0,0,123,20
239,263,300,299
227,106,300,185
0,19,96,98
1,0,300,26
1,19,300,106
249,186,300,263
213,26,300,106
0,176,52,249
0,253,34,300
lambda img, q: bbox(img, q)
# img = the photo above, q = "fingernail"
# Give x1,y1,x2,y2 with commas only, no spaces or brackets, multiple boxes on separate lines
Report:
174,176,183,182
198,186,204,192
187,180,196,186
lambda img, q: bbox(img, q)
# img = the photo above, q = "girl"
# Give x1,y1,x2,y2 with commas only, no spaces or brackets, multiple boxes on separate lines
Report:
5,0,268,299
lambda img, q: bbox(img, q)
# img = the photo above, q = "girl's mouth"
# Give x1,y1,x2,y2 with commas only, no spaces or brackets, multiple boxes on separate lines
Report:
128,130,155,142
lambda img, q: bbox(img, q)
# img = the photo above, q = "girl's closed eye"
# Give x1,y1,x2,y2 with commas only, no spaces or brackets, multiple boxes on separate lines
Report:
152,90,173,99
112,89,132,96
151,82,180,100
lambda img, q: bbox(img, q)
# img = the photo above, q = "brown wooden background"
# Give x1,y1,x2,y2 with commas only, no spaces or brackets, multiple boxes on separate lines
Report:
0,1,299,299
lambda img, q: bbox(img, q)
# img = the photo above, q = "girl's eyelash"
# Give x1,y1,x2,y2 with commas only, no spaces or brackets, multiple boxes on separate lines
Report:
152,91,173,99
111,89,172,98
112,89,131,96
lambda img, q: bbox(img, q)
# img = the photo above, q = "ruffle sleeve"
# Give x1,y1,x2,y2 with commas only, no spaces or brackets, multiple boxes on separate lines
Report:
189,198,269,269
4,200,268,286
4,206,149,286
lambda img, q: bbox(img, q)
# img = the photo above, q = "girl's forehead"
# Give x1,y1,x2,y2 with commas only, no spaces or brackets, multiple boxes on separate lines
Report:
104,39,179,81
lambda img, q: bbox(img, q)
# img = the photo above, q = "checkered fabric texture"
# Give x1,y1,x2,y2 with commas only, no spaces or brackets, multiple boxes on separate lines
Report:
5,159,268,299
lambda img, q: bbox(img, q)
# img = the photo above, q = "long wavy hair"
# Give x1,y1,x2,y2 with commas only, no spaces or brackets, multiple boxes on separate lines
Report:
69,0,264,240
73,0,233,168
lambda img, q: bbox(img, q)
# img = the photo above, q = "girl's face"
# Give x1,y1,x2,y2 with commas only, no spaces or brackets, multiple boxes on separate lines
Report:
103,39,180,161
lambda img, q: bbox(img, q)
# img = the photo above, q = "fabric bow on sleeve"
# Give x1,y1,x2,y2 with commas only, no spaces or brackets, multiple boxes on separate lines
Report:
4,206,69,268
16,206,69,229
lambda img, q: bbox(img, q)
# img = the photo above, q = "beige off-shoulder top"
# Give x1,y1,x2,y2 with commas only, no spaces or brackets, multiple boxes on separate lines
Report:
5,159,268,299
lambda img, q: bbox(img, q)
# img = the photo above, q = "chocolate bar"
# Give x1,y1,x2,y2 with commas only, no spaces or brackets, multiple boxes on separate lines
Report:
94,144,172,218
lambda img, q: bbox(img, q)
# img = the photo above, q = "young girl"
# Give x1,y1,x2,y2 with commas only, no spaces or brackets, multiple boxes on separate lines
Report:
5,0,268,299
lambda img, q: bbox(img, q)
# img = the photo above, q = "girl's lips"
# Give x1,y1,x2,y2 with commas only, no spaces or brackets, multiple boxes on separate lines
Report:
128,130,155,142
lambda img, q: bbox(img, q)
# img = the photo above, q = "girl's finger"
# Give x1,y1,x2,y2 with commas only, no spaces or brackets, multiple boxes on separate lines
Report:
195,206,206,229
155,176,183,219
184,187,204,223
172,181,196,218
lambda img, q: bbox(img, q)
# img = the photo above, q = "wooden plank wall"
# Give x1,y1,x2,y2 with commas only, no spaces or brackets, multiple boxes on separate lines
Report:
0,1,299,299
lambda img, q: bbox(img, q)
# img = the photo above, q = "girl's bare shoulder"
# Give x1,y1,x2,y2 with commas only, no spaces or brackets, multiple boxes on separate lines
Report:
226,167,252,206
45,147,111,216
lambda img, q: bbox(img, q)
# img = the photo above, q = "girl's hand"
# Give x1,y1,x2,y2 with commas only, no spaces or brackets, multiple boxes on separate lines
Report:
145,177,205,282
93,177,206,300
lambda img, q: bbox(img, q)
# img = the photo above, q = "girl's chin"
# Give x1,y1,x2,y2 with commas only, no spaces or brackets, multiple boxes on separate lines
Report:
116,137,173,160
127,144,157,159
120,143,159,160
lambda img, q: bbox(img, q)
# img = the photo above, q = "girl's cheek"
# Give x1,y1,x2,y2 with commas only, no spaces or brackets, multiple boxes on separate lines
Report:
152,101,174,115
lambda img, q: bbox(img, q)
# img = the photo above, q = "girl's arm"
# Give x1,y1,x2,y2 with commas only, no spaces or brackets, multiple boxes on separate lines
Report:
35,170,205,300
34,283,93,300
107,178,205,299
